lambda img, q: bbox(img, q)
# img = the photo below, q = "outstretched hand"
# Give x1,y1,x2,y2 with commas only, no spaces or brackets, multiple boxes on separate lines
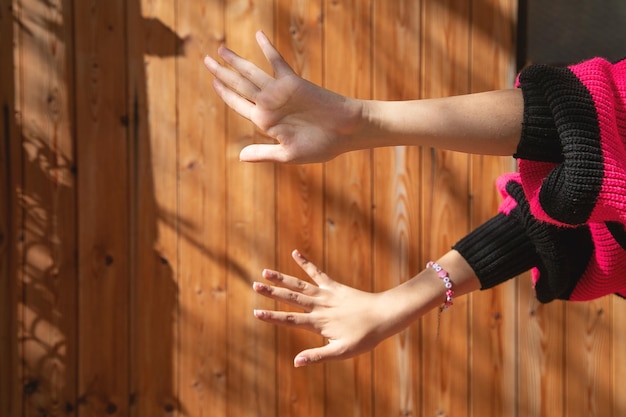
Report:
204,31,363,164
253,250,396,367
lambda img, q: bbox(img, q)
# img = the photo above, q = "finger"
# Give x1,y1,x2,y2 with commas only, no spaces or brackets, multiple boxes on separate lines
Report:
252,282,315,311
239,143,289,163
212,79,254,121
294,343,347,367
256,30,295,77
292,249,335,288
204,55,260,102
218,44,274,89
253,309,314,330
261,269,319,296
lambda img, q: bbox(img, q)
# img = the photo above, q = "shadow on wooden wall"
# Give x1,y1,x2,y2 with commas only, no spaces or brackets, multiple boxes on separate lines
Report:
0,1,513,416
3,1,624,417
1,1,185,414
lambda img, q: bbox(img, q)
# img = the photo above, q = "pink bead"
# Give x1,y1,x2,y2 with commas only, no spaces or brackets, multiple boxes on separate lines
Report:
426,261,454,311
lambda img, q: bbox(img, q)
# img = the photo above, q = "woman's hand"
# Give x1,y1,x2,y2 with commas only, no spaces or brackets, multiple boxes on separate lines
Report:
204,31,363,164
252,250,397,367
253,249,482,367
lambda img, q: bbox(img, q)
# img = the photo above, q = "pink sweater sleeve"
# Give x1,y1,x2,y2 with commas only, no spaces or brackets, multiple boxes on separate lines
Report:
454,58,626,303
515,58,626,227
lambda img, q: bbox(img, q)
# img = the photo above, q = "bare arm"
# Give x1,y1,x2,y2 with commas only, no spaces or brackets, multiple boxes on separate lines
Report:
253,249,480,367
204,31,523,163
359,90,523,156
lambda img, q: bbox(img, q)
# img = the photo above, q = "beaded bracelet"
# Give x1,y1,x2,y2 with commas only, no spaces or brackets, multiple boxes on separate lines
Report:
426,261,454,311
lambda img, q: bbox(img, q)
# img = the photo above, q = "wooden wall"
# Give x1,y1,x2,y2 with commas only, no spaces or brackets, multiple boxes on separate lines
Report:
1,0,625,416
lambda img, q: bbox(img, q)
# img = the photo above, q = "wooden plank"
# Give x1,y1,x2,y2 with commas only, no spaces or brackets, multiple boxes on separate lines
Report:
0,1,21,415
467,1,517,416
274,1,326,416
564,300,612,417
370,1,422,416
17,0,78,415
323,0,373,416
466,156,517,417
420,0,471,416
127,0,179,415
224,2,277,417
613,299,626,416
517,289,565,417
8,3,626,417
176,0,227,415
74,0,130,414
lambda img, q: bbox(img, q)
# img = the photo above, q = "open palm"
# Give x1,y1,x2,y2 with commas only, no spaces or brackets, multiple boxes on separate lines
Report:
204,31,361,163
252,250,395,367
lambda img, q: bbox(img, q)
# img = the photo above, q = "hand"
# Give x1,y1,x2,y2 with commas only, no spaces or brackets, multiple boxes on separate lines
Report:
204,31,363,164
252,250,395,367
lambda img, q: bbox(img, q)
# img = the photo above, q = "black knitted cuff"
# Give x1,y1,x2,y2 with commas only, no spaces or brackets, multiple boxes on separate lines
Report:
516,74,562,163
515,64,597,164
515,64,603,225
452,213,539,290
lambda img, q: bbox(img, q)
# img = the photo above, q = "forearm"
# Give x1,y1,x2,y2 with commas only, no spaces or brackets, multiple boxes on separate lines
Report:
349,89,523,156
376,250,480,337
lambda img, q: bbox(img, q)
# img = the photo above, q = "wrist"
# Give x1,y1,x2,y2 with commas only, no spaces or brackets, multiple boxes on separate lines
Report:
374,274,443,337
351,99,396,149
368,288,418,341
375,251,481,335
334,97,376,154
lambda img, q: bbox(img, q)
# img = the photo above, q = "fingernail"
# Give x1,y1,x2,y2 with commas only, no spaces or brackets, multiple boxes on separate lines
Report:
218,46,233,59
204,55,216,70
253,309,265,318
294,356,308,367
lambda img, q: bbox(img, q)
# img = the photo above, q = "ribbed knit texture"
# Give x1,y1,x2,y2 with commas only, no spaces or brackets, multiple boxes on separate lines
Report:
516,58,626,227
568,222,626,301
453,212,539,290
455,57,626,303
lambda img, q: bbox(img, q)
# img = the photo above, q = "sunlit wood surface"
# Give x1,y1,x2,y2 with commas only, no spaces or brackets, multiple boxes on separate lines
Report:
1,0,624,416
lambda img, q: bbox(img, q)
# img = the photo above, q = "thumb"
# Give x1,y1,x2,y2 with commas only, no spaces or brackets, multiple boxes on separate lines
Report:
239,144,286,163
294,342,347,368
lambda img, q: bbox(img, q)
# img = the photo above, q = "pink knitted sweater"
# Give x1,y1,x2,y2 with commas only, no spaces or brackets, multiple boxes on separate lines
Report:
454,57,626,303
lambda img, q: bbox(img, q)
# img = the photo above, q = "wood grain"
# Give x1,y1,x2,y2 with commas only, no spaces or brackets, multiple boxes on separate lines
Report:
517,289,565,417
224,2,277,416
8,2,626,417
371,1,422,416
127,0,179,415
17,0,78,416
468,0,518,416
323,1,373,416
613,297,626,416
177,0,227,416
275,1,326,416
564,300,612,417
1,1,20,415
420,1,472,416
74,0,130,414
